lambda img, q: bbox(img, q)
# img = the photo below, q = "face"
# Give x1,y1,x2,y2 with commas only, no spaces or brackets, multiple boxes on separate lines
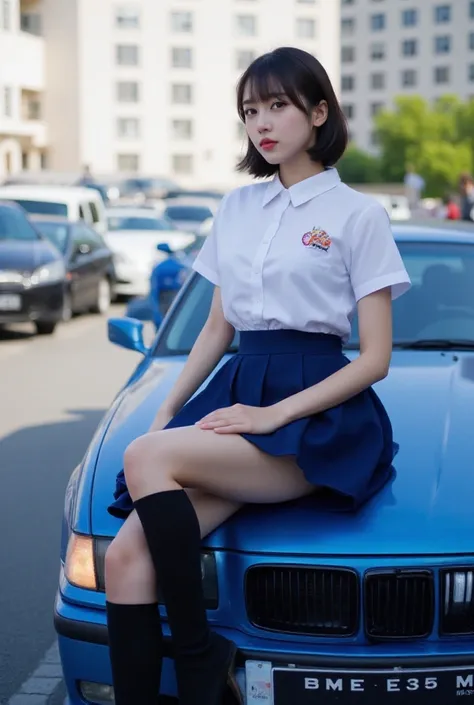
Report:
241,82,328,167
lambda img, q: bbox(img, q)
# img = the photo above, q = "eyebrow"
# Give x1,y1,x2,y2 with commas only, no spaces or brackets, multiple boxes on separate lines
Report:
242,92,287,106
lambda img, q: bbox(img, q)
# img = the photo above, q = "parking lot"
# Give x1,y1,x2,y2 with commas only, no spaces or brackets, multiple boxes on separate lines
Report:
0,308,138,705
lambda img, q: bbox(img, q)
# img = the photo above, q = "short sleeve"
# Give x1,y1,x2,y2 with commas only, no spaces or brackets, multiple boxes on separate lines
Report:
192,194,229,286
347,201,411,302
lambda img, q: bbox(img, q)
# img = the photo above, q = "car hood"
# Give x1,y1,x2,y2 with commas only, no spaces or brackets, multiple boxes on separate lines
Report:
91,351,474,556
0,238,58,272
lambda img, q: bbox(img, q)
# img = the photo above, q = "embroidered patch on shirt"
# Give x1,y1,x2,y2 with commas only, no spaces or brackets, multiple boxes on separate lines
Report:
302,227,332,252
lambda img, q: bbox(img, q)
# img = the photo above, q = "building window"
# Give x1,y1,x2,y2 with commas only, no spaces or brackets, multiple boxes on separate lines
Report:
434,35,451,53
341,75,355,91
434,5,451,23
171,47,193,69
117,118,140,139
117,81,140,102
2,0,10,30
370,42,385,60
402,39,417,56
171,83,193,104
115,5,140,29
371,131,380,147
172,119,193,140
401,9,417,27
371,72,385,90
172,154,194,175
116,44,140,66
3,87,12,117
469,32,474,50
117,154,140,172
434,66,450,83
341,46,355,63
296,17,316,38
341,103,355,119
470,2,474,19
371,102,384,116
401,69,417,87
236,49,256,70
170,11,193,33
341,17,355,36
235,15,257,36
370,13,385,31
342,0,355,4
20,12,42,35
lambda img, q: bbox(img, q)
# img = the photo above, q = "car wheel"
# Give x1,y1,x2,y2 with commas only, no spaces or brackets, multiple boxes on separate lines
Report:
91,278,111,315
35,321,57,335
62,292,73,322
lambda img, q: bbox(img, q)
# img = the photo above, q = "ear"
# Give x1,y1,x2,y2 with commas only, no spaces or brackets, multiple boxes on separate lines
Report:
312,100,328,128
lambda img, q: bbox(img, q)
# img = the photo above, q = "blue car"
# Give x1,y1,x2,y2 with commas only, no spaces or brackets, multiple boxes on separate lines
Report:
55,222,474,705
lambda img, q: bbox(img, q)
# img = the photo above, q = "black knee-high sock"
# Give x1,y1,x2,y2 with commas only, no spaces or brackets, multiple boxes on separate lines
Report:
106,601,163,705
133,489,210,655
133,490,238,705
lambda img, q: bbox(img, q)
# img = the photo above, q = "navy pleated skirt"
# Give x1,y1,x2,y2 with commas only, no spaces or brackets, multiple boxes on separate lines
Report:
108,330,398,519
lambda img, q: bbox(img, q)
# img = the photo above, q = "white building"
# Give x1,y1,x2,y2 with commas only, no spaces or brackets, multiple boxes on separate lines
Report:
33,0,338,190
0,0,47,177
340,0,474,153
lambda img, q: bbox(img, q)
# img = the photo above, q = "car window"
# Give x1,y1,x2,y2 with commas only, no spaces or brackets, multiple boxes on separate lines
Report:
107,216,170,231
33,221,69,252
0,206,41,241
89,202,101,224
153,241,474,356
78,205,86,221
164,206,213,222
7,199,68,217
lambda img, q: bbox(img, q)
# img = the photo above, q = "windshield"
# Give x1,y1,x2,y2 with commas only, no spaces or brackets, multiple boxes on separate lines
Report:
153,241,474,356
9,199,68,216
33,221,69,253
0,206,41,242
107,215,174,232
164,206,213,222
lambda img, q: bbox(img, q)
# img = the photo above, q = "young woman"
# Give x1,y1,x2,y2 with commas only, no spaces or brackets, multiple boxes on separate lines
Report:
105,46,411,705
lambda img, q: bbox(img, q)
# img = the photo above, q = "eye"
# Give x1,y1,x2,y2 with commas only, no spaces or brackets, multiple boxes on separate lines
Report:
244,107,256,117
271,100,287,110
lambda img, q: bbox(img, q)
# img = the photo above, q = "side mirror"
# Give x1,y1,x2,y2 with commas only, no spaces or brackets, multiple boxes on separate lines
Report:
107,317,149,355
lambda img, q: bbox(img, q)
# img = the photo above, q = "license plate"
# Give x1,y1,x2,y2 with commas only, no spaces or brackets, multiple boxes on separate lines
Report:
272,665,474,704
0,294,21,311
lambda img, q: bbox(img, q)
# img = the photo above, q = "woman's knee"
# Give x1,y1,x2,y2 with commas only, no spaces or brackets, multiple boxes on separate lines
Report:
105,532,153,587
123,431,177,490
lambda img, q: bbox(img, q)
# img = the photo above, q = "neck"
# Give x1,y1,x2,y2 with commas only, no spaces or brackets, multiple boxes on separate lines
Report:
278,155,325,189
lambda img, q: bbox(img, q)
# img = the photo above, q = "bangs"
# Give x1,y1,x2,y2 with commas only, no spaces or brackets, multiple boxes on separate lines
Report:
237,54,309,119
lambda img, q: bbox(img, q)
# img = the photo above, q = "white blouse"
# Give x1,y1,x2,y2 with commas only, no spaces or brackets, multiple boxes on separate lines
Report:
192,168,411,343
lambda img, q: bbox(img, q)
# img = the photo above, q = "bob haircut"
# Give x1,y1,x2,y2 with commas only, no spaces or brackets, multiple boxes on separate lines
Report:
236,47,348,178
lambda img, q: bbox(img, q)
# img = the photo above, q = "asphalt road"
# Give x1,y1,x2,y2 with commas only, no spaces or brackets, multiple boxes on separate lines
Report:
0,307,142,704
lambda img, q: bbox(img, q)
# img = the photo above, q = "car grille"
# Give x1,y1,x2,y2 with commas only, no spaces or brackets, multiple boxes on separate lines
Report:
364,570,434,639
440,568,474,635
245,566,440,640
245,566,359,636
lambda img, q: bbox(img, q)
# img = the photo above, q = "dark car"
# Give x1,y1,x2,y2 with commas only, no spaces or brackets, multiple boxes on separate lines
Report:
31,217,116,320
0,201,65,335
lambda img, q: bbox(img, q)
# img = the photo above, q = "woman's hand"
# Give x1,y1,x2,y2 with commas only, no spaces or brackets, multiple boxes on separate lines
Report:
196,403,286,435
148,408,174,433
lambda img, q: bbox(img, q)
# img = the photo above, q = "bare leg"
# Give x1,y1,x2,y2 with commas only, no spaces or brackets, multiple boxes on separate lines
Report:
105,489,241,603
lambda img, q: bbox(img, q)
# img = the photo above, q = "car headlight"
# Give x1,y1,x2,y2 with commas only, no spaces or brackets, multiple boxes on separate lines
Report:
65,534,218,607
25,260,66,287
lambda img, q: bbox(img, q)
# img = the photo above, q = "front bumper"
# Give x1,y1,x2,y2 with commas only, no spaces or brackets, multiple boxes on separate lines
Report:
0,281,63,324
54,589,474,705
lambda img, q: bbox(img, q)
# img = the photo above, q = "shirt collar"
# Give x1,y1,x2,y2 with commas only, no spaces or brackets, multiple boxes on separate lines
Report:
262,167,341,207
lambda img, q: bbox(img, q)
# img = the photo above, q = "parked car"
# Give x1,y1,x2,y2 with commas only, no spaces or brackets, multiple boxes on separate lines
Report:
55,220,474,705
105,207,195,297
0,185,108,234
371,193,412,221
31,217,116,319
0,201,65,335
162,199,217,234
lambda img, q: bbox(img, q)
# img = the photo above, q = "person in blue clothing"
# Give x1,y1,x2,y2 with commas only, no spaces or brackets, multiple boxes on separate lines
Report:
104,47,411,705
149,243,189,328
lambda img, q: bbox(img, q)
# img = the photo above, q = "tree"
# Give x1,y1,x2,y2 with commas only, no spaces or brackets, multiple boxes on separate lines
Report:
337,144,382,184
373,95,473,196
